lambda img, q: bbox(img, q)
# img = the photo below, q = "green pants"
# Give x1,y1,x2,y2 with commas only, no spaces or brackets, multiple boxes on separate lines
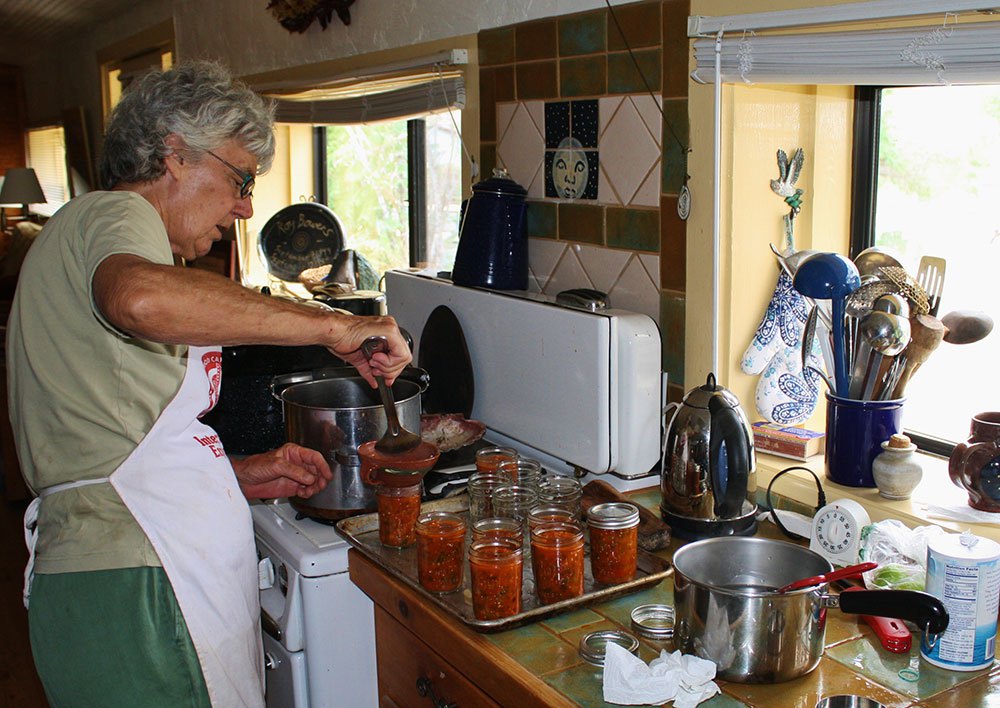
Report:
29,567,212,708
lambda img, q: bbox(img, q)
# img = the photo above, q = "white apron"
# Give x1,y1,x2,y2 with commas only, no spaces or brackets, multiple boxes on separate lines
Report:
24,346,264,708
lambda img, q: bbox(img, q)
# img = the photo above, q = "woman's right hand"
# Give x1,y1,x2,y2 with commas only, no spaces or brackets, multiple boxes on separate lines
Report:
326,314,411,386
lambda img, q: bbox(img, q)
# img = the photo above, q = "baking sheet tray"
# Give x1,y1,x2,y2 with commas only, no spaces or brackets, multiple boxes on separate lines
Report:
336,496,673,633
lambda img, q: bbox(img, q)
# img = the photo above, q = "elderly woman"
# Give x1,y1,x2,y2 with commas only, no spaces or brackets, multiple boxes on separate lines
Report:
6,62,410,707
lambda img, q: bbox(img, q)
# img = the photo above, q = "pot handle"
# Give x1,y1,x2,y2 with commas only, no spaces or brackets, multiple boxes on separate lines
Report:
708,398,751,518
836,589,949,635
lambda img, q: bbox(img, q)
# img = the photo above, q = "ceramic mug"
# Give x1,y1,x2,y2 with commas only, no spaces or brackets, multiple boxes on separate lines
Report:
949,412,1000,512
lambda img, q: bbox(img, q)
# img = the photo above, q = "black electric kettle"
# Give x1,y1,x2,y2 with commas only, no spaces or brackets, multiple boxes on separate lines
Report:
659,373,758,539
451,168,528,290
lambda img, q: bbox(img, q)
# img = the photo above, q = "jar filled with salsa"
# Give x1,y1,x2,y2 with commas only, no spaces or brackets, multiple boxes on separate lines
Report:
415,511,467,593
469,539,523,620
377,482,422,548
475,446,518,475
530,522,585,604
587,502,640,585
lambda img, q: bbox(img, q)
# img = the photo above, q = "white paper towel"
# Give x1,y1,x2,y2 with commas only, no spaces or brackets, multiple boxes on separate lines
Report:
924,504,1000,527
602,642,721,707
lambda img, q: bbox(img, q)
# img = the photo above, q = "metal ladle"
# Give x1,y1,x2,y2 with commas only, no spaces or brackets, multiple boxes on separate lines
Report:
858,310,910,400
852,246,903,277
361,336,422,454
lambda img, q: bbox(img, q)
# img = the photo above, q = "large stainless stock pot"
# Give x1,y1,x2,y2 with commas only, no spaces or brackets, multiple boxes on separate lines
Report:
276,370,428,520
672,537,948,683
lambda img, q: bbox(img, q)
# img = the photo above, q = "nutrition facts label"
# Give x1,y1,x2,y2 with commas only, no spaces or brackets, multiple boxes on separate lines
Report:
923,533,1000,670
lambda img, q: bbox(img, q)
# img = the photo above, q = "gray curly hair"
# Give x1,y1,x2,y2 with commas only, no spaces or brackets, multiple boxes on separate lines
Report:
100,61,275,190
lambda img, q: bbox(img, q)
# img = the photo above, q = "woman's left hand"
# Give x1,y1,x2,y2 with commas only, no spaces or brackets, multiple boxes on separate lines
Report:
232,443,333,500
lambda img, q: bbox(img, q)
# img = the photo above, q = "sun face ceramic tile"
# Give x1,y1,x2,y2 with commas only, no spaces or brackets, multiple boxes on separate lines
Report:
570,99,599,148
545,145,598,200
544,101,570,149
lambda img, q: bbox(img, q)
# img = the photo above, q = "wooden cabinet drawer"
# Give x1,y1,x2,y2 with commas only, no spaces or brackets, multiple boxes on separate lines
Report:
375,607,499,708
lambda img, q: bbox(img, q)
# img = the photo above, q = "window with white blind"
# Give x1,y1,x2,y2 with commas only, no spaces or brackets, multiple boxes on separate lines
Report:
26,126,69,218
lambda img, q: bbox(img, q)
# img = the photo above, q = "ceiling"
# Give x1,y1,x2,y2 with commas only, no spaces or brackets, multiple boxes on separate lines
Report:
0,0,139,67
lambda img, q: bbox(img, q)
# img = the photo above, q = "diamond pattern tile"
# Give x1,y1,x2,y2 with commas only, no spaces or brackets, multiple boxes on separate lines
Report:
544,246,592,296
633,94,663,139
526,237,567,291
638,253,660,286
631,161,661,207
497,102,545,198
599,96,659,206
607,254,660,324
575,243,630,294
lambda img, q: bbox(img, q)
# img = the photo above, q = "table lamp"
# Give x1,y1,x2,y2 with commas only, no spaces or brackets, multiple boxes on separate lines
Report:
0,168,47,229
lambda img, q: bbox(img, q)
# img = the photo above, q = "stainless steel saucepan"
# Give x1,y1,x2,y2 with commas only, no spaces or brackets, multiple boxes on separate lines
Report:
672,537,948,684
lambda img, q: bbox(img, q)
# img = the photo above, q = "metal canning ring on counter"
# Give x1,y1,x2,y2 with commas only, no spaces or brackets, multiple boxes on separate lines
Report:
630,604,676,640
578,630,640,667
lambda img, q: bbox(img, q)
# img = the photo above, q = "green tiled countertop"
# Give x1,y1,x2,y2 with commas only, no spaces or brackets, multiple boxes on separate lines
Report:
480,487,1000,708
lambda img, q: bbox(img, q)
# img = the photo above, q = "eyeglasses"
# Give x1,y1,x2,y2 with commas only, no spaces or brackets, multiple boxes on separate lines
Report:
205,150,255,199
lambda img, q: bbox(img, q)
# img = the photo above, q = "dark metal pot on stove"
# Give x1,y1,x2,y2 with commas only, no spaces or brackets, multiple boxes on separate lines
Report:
672,537,948,684
273,369,429,521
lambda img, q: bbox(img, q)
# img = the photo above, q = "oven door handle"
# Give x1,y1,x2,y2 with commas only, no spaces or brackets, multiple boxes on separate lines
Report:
260,608,283,642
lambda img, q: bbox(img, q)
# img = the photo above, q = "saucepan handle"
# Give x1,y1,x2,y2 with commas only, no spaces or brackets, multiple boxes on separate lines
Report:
835,589,949,635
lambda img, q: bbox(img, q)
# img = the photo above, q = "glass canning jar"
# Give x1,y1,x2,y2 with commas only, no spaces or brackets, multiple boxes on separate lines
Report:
536,475,583,519
530,521,585,604
415,511,467,593
467,471,509,522
471,517,523,547
587,502,640,585
527,505,578,532
376,481,422,548
497,458,542,490
469,539,523,620
475,446,518,474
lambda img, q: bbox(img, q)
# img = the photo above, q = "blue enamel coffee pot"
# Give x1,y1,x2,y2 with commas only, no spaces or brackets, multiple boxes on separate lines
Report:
451,168,528,290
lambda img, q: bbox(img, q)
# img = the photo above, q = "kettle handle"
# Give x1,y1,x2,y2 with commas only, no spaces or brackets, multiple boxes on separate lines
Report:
708,399,751,518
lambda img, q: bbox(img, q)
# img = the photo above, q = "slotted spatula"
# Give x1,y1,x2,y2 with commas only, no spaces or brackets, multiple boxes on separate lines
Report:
917,255,946,317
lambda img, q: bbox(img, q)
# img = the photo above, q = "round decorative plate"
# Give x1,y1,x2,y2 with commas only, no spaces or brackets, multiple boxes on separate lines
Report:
259,202,345,281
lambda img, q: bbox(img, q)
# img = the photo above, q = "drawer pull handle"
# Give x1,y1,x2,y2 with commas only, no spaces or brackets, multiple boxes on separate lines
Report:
416,677,457,708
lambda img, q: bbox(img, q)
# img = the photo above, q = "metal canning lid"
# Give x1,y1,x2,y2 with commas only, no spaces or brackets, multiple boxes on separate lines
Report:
630,604,675,639
588,502,640,530
578,630,640,667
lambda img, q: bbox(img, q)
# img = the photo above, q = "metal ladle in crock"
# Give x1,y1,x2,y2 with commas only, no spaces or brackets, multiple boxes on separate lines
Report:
357,336,439,486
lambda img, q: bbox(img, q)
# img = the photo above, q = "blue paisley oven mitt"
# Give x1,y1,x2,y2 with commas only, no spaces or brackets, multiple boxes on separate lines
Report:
741,270,824,424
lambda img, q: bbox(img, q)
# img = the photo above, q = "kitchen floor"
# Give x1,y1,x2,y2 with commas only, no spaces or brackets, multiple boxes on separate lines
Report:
0,497,47,707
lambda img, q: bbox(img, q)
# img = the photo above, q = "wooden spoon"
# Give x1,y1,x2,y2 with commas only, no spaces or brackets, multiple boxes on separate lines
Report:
891,314,946,399
941,310,994,345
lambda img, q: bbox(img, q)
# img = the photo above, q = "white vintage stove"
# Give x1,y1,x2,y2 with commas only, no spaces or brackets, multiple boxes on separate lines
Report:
253,500,376,708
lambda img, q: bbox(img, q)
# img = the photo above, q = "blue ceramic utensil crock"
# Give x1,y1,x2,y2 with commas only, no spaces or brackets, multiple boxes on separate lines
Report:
451,168,528,290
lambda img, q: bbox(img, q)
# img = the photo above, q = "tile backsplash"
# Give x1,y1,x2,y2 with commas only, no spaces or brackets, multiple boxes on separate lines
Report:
479,0,690,399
